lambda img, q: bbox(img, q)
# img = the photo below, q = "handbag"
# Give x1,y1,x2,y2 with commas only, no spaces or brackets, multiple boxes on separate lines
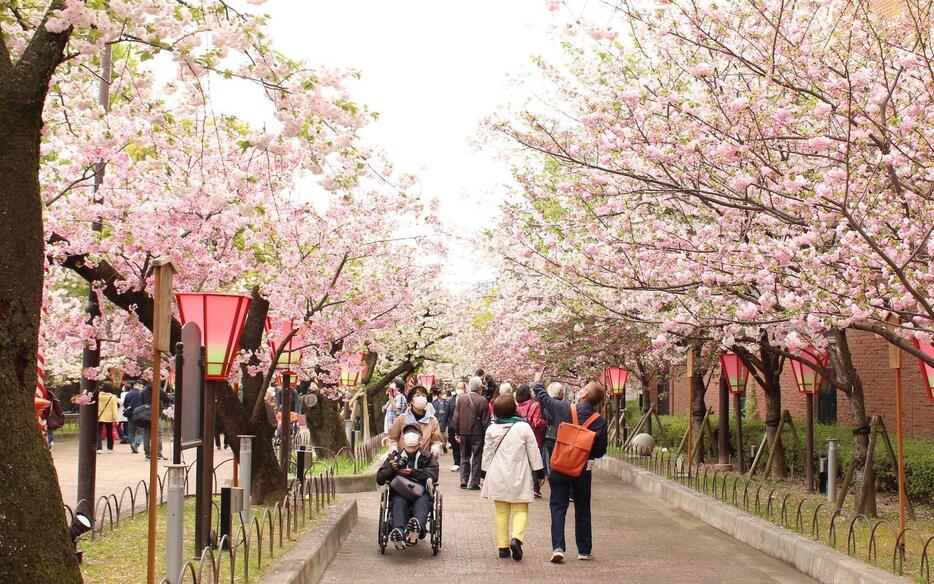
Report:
389,475,426,502
131,404,152,425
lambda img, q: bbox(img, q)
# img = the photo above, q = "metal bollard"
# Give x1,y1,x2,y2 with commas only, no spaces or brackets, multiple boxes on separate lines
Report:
238,435,254,524
296,447,313,483
165,464,186,584
827,439,838,504
220,487,244,550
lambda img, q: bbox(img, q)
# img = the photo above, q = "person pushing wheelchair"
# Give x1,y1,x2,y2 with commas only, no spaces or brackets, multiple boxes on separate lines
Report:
376,422,440,549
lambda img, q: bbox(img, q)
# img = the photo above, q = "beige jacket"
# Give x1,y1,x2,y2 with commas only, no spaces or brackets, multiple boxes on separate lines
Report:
97,392,119,423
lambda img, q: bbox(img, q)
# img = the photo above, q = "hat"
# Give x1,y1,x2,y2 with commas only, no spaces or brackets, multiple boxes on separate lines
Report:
401,422,422,435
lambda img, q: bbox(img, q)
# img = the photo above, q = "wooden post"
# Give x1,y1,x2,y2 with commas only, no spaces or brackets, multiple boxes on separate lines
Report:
886,318,909,539
718,375,730,467
686,349,695,469
734,392,745,473
279,373,292,480
147,258,176,584
806,393,815,493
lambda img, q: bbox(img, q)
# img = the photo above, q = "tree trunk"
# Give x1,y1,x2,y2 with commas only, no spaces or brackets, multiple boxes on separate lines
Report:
690,367,708,462
308,396,349,453
829,329,876,516
758,338,788,479
0,11,83,579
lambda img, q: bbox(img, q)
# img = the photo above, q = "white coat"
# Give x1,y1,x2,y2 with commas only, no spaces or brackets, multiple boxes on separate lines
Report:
480,420,544,503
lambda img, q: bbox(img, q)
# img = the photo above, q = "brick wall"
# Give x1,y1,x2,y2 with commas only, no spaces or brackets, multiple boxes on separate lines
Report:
668,330,934,438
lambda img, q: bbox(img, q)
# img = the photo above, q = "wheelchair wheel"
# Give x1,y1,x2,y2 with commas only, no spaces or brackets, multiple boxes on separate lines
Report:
378,489,390,554
431,491,443,556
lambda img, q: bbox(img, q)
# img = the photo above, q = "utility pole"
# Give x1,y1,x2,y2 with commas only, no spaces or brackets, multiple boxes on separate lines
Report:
76,44,112,516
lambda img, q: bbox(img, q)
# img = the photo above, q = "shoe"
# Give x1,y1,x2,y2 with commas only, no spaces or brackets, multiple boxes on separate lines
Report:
157,454,166,460
406,517,420,537
97,449,102,454
551,549,565,564
498,547,511,559
578,553,593,561
48,442,54,451
130,444,138,454
468,484,481,491
450,465,460,472
509,538,523,561
533,490,542,499
443,446,448,454
390,528,406,550
460,483,467,489
145,455,151,460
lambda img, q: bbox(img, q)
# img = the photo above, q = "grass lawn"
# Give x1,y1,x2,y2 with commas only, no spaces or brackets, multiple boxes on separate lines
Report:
80,494,328,584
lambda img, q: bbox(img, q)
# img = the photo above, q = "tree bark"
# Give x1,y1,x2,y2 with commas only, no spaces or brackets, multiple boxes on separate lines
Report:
828,329,876,516
308,396,349,453
0,7,83,582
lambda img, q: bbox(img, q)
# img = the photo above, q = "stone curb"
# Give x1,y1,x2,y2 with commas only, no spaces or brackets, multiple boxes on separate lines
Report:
259,497,358,584
595,457,907,584
334,454,386,493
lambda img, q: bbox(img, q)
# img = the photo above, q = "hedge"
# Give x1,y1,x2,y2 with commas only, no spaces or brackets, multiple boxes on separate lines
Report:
620,406,934,504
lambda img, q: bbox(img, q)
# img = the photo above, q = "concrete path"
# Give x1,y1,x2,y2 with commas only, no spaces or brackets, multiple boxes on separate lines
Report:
52,432,234,510
319,454,817,584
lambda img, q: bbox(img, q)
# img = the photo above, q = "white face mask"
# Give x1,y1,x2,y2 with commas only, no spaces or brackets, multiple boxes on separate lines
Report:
403,432,421,448
412,396,428,410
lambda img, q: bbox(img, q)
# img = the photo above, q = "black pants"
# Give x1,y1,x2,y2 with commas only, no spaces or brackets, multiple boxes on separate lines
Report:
448,430,461,466
458,434,484,487
549,470,593,554
97,422,114,451
390,492,431,531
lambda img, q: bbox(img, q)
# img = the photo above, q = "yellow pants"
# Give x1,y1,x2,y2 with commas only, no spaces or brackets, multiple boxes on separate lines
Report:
494,501,528,548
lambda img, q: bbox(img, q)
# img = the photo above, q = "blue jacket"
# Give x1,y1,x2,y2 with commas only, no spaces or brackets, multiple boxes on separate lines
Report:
533,382,608,464
122,388,142,415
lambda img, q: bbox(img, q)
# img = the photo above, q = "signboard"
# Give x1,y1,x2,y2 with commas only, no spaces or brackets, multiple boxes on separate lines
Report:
178,321,203,449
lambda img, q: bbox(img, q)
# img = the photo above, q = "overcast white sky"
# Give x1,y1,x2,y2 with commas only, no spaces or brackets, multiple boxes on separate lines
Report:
212,0,610,288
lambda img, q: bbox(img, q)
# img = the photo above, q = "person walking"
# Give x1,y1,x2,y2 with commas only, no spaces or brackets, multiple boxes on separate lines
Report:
451,376,490,490
116,383,129,443
540,381,566,476
382,378,407,434
139,381,172,460
122,381,143,453
444,383,463,471
96,382,119,453
533,369,608,564
515,384,547,497
481,395,544,561
431,389,449,454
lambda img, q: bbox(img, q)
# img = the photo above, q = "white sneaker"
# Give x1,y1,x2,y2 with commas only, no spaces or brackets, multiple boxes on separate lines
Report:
551,549,565,564
578,553,593,561
450,465,459,471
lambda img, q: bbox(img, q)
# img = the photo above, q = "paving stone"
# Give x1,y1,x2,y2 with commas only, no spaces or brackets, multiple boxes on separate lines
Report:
318,454,818,584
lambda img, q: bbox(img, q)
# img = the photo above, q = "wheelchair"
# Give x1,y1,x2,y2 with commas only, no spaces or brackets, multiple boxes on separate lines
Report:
377,478,443,555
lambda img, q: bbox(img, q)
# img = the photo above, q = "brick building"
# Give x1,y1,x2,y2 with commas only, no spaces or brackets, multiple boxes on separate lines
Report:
663,329,934,438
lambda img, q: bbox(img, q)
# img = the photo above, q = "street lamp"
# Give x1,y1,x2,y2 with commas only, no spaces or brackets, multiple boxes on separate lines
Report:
912,338,934,402
175,293,251,381
720,352,749,471
265,318,304,478
790,346,828,493
175,292,250,556
603,367,629,448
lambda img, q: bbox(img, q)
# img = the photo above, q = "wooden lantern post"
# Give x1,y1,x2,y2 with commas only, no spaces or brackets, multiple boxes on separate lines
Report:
886,316,908,541
147,257,177,584
686,348,695,470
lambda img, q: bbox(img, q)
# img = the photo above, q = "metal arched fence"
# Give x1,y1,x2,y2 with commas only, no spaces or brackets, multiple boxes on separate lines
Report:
617,449,933,583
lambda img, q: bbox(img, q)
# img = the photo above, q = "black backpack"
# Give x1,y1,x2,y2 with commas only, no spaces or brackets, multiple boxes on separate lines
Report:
46,391,66,431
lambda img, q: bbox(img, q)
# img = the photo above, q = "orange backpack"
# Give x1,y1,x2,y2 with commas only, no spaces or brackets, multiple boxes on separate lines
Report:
550,406,600,477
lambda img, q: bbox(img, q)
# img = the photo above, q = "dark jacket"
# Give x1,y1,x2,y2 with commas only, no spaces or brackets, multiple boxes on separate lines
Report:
138,385,173,428
376,449,440,487
451,391,490,437
432,398,448,432
534,382,608,462
122,388,142,417
443,395,457,429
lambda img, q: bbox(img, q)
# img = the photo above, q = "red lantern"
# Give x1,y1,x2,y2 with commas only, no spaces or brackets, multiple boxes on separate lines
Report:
912,338,934,402
720,352,750,395
603,367,629,396
418,374,436,389
790,346,828,395
339,352,365,387
265,318,303,374
176,293,251,381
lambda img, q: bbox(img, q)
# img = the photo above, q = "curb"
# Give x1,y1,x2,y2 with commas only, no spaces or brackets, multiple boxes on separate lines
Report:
259,497,358,584
334,455,385,493
595,457,907,584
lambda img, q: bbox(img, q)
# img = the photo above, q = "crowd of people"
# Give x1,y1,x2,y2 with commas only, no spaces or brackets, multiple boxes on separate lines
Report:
376,367,608,563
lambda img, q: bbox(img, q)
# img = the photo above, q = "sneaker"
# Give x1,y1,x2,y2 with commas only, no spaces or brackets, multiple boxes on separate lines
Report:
390,528,406,550
498,547,511,559
551,549,565,564
450,465,460,472
145,455,151,460
509,538,523,561
578,553,593,561
533,490,542,499
468,484,481,491
48,442,54,451
97,449,102,454
460,483,467,489
130,444,138,454
406,517,421,540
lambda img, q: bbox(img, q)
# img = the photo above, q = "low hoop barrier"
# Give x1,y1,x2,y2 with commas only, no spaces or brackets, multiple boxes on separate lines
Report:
615,447,932,583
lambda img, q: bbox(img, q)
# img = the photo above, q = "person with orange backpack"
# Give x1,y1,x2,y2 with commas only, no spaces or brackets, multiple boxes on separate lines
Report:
532,368,607,564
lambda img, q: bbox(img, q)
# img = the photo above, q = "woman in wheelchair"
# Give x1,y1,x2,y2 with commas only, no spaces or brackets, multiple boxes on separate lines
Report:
377,423,440,549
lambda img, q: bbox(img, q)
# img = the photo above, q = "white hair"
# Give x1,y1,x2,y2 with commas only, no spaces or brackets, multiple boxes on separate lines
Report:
499,382,514,395
468,376,484,393
547,382,565,400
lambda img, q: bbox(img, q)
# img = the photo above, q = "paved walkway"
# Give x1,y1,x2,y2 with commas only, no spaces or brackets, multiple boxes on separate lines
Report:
320,454,817,584
52,432,234,510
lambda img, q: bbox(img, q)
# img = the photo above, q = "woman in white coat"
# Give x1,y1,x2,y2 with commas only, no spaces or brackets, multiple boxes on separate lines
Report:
480,394,545,561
